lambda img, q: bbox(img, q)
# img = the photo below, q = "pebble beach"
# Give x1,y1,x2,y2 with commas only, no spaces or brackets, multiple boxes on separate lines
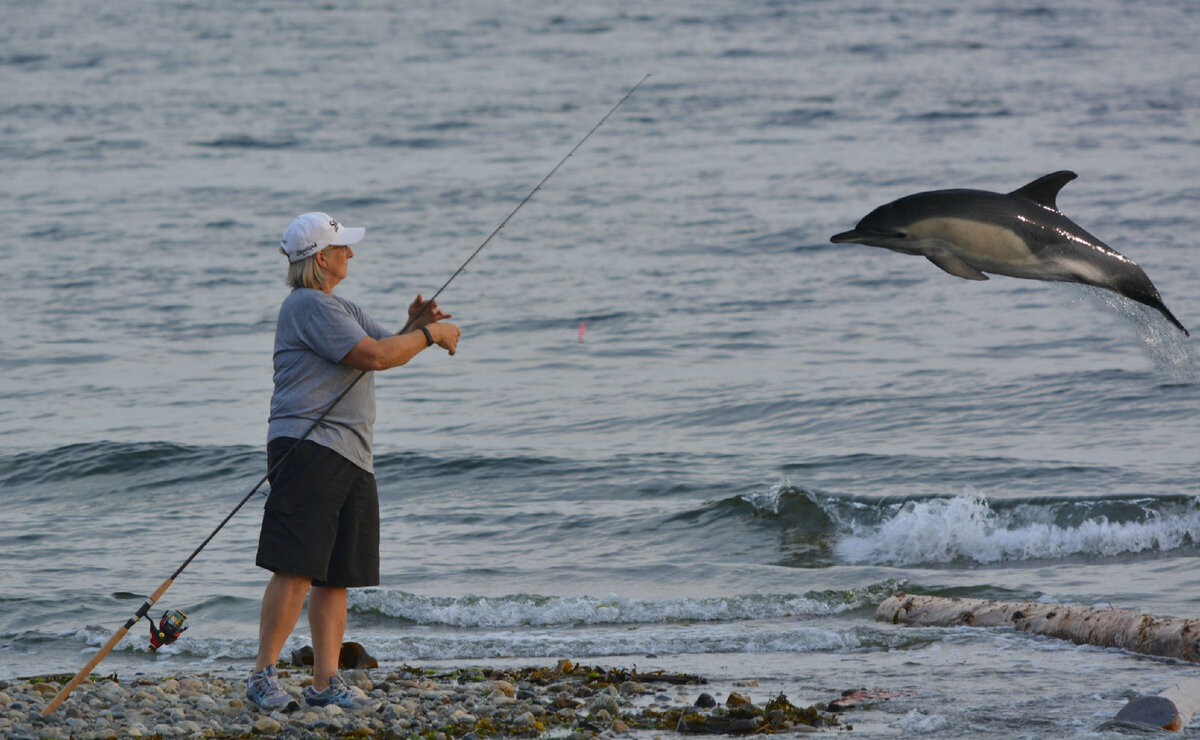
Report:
2,660,849,739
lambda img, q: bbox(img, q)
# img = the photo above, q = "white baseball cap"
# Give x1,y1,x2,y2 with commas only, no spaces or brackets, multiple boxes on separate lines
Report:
280,212,366,263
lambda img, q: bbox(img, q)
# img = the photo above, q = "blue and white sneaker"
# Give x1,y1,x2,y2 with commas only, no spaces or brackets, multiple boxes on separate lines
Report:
304,675,379,711
246,665,299,711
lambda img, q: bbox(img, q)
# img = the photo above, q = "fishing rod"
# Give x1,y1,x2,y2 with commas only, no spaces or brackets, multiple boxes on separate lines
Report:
42,73,650,716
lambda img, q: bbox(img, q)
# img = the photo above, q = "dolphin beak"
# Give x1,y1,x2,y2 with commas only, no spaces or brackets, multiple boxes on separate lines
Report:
831,227,906,244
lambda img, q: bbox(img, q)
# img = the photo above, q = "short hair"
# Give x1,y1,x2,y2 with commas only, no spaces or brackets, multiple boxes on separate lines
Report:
281,247,329,290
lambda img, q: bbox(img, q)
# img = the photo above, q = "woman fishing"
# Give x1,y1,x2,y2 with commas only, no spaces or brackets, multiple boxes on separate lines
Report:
246,212,460,711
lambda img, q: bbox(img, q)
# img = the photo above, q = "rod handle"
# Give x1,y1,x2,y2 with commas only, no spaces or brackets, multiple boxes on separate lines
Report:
40,625,131,716
41,576,175,716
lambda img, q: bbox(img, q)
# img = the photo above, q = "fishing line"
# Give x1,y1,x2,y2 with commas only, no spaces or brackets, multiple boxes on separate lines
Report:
42,73,650,716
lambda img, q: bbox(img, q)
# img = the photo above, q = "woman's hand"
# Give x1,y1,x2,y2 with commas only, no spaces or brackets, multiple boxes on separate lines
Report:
427,322,461,356
407,294,452,329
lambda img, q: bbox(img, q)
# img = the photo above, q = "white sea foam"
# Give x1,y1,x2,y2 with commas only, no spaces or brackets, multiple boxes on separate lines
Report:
891,709,949,733
349,590,851,628
367,622,866,662
833,491,1200,566
110,621,875,665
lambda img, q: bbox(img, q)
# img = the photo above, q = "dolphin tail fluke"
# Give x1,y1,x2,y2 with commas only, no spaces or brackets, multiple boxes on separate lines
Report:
1110,265,1189,336
1127,289,1189,336
1150,300,1189,337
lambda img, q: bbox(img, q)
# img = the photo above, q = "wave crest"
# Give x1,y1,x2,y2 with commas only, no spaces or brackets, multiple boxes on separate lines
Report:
348,588,881,628
830,491,1200,565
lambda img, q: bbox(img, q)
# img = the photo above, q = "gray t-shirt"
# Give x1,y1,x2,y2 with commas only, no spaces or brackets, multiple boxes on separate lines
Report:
268,288,392,473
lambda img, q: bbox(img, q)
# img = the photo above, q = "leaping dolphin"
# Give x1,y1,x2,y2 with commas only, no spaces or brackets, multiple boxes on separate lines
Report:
830,171,1188,336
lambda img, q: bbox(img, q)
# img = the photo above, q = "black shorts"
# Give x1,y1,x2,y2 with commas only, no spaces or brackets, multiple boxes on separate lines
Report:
256,437,380,588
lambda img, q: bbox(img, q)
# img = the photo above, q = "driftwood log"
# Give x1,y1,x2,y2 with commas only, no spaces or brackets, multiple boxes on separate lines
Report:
877,593,1200,662
877,594,1200,731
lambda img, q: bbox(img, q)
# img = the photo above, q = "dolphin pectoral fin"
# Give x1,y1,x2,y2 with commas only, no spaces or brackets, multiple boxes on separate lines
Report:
924,251,989,281
1009,171,1077,210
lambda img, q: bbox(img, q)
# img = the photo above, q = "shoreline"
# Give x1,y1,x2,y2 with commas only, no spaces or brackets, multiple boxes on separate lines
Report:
3,659,850,739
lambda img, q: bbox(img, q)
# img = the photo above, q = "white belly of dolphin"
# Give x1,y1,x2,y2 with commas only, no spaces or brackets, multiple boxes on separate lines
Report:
907,217,1035,265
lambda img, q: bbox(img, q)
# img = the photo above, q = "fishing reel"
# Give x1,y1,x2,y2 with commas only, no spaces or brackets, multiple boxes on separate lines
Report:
148,609,189,652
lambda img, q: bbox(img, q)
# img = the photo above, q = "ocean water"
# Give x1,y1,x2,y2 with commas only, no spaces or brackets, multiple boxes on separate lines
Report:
2,0,1199,736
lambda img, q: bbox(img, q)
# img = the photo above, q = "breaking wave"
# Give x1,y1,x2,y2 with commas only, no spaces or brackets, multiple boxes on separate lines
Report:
825,490,1200,566
346,588,889,627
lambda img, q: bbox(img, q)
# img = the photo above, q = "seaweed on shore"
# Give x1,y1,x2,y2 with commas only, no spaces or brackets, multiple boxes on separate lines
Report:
633,692,842,735
442,658,705,688
427,661,839,736
12,671,118,685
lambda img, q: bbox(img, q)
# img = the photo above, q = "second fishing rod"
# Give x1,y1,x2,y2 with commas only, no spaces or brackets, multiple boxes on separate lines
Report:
42,74,649,716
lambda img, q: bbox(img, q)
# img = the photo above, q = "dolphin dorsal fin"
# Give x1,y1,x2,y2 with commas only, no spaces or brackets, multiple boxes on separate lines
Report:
1009,171,1078,210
